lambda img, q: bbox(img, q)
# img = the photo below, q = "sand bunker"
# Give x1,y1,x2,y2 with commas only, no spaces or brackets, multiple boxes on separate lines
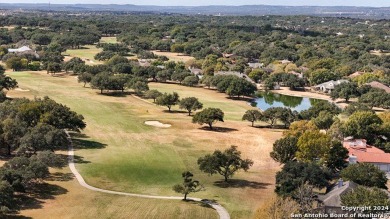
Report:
15,88,30,92
144,121,171,128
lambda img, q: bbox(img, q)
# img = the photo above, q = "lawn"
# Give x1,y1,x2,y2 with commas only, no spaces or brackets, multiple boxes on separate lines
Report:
17,167,218,219
8,71,282,219
148,82,254,121
100,36,118,44
63,45,103,65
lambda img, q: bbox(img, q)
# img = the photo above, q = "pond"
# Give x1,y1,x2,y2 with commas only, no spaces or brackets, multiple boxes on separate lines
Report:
251,92,327,112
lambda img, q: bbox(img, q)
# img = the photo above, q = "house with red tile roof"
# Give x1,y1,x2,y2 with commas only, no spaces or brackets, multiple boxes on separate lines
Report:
343,138,390,173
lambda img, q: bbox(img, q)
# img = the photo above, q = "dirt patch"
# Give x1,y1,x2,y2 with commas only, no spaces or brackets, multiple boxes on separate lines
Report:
145,120,172,128
15,88,30,92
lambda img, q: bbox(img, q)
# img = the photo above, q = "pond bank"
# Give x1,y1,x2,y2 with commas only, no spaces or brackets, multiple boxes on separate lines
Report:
263,87,349,109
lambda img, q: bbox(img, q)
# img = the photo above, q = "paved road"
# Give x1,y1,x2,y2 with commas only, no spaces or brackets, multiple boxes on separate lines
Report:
66,132,230,219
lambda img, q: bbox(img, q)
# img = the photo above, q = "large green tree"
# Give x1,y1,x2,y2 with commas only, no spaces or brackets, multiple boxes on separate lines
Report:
197,146,253,182
262,107,296,128
341,186,390,213
90,72,111,94
270,136,298,164
78,72,93,87
312,111,335,131
155,92,180,112
296,130,332,162
192,108,224,130
342,111,382,144
275,161,331,197
300,101,341,120
341,163,388,189
0,181,14,215
226,78,257,98
324,141,349,172
5,57,24,71
179,97,203,116
144,89,162,102
242,109,263,127
330,82,359,102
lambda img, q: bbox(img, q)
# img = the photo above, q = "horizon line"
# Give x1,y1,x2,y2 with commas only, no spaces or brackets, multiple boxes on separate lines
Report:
1,3,389,8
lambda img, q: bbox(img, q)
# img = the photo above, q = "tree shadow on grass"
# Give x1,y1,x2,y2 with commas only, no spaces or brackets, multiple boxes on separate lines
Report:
73,155,91,164
72,138,107,150
12,183,68,212
213,179,272,189
226,96,255,102
162,110,188,114
68,132,107,150
182,199,214,209
2,215,32,219
99,91,134,97
199,126,238,133
253,124,287,130
28,183,68,200
45,172,74,182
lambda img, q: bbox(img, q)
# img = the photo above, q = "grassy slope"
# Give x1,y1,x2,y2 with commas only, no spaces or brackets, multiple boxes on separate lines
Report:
100,37,118,44
64,45,103,65
8,71,281,219
148,82,253,121
17,167,217,219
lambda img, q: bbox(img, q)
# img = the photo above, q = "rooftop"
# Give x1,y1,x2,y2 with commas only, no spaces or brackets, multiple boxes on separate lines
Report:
343,139,390,164
8,46,32,53
366,81,390,93
318,181,357,207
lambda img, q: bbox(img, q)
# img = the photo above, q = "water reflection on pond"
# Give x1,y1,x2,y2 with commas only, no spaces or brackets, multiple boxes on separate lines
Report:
252,92,326,112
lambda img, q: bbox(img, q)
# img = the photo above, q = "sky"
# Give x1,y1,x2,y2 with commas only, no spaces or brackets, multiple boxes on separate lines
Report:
2,0,390,7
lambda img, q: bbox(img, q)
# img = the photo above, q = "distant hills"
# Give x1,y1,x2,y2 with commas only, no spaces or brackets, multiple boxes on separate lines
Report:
1,3,390,19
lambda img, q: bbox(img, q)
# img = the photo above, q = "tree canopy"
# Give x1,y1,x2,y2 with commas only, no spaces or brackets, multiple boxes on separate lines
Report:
270,136,298,164
197,146,253,182
192,108,224,130
172,171,203,200
341,163,388,189
155,92,180,112
179,97,203,116
275,161,331,197
242,109,263,127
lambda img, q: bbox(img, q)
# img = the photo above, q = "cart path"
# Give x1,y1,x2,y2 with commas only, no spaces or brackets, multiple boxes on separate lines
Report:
66,132,230,219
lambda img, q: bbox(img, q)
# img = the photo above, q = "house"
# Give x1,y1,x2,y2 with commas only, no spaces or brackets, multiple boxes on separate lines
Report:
366,81,390,93
247,62,263,69
279,59,291,64
215,71,255,83
348,71,365,79
343,138,390,173
222,53,236,59
313,79,349,93
288,71,303,78
8,46,32,53
188,67,202,76
138,59,151,67
318,180,358,214
8,46,39,58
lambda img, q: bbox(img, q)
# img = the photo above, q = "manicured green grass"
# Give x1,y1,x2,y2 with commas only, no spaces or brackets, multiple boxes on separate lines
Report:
100,36,118,44
9,71,280,219
148,82,254,121
64,45,103,64
19,168,218,219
